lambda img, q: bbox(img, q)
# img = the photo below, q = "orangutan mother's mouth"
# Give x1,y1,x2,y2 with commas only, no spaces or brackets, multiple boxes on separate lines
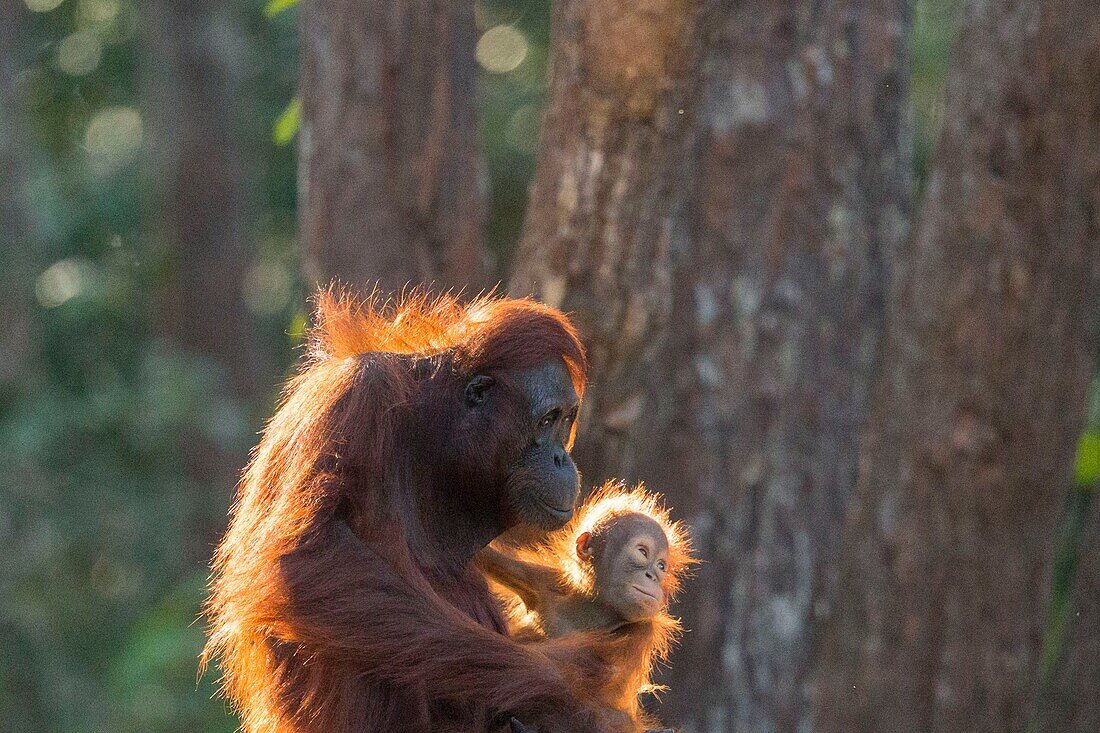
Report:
536,498,573,519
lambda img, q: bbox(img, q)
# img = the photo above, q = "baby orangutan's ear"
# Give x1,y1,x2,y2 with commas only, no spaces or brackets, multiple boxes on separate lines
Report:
576,531,594,560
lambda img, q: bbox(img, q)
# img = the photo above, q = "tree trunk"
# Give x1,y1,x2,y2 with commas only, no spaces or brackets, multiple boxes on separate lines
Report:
143,0,267,400
142,0,268,520
513,2,911,730
0,1,35,392
299,0,491,292
509,0,714,480
814,2,1100,731
1043,490,1100,731
648,4,910,731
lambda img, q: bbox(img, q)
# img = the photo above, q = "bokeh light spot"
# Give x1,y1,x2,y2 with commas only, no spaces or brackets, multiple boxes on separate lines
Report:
476,25,528,74
57,31,103,76
36,258,93,308
242,261,294,315
25,0,65,12
77,0,119,26
85,106,143,175
505,104,542,153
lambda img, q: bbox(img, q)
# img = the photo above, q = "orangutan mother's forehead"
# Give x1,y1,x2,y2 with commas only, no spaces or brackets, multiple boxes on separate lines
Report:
513,358,578,412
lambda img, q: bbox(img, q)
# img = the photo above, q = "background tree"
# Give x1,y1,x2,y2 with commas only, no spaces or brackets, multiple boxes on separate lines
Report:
1043,490,1099,730
0,0,36,394
142,0,271,508
814,1,1100,730
299,0,492,290
143,0,268,398
509,0,713,480
515,1,912,729
650,5,912,730
0,7,45,727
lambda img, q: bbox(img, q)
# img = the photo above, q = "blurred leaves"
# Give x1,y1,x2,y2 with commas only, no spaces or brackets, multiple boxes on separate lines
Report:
1075,431,1100,487
1,0,295,730
912,0,959,185
264,0,300,17
273,96,300,145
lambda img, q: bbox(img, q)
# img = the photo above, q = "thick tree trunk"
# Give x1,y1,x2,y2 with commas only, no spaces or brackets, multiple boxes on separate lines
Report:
143,0,267,400
299,0,490,292
510,0,714,480
514,2,911,730
0,1,35,392
648,4,911,731
814,2,1100,731
1043,491,1100,731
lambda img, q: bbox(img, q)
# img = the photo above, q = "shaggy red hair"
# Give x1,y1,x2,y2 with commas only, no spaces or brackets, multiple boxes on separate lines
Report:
202,288,611,733
495,481,697,730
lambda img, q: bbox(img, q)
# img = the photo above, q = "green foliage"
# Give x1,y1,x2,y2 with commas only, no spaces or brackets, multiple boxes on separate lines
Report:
273,96,301,145
912,0,959,186
475,1,552,260
2,1,298,730
264,0,300,17
1040,487,1094,681
1075,431,1100,486
1033,378,1100,728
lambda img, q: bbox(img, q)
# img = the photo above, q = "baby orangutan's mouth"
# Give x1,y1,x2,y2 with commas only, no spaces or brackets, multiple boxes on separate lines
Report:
631,585,658,602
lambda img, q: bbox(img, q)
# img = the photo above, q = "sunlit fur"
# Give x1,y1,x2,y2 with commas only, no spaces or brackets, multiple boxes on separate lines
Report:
495,481,697,730
311,286,586,404
201,287,594,733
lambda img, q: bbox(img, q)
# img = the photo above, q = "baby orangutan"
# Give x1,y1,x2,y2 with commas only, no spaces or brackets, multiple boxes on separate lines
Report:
477,482,695,733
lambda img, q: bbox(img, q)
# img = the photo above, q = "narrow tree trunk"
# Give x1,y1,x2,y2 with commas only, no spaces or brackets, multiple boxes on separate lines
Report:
143,0,267,400
142,0,268,518
0,17,47,728
0,1,35,392
510,0,714,480
647,4,910,731
815,2,1100,731
299,0,490,292
1043,491,1100,731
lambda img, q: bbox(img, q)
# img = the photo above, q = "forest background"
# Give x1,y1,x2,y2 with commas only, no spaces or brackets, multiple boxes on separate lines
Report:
1,0,1098,731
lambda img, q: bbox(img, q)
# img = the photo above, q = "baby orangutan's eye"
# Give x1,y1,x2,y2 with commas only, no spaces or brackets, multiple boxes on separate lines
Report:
638,546,649,559
656,560,667,572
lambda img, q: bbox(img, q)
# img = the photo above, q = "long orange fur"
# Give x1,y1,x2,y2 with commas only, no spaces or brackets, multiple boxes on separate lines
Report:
201,288,634,732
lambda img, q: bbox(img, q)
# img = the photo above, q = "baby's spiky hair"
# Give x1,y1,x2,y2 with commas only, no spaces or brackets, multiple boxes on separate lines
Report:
498,481,697,719
546,480,696,600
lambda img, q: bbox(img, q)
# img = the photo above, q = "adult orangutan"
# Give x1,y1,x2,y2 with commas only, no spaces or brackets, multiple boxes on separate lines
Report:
202,289,623,732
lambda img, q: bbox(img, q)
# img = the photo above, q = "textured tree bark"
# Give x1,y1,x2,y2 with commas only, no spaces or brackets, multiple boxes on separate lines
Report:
0,1,35,392
510,0,714,480
647,4,911,731
143,0,268,400
513,2,911,730
299,0,491,292
814,2,1100,731
1043,492,1100,731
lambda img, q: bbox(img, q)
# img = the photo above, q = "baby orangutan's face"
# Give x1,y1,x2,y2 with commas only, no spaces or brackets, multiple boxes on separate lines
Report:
577,514,670,622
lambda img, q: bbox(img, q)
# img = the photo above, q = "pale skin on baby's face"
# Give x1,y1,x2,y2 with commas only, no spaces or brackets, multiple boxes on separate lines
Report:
576,514,670,623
